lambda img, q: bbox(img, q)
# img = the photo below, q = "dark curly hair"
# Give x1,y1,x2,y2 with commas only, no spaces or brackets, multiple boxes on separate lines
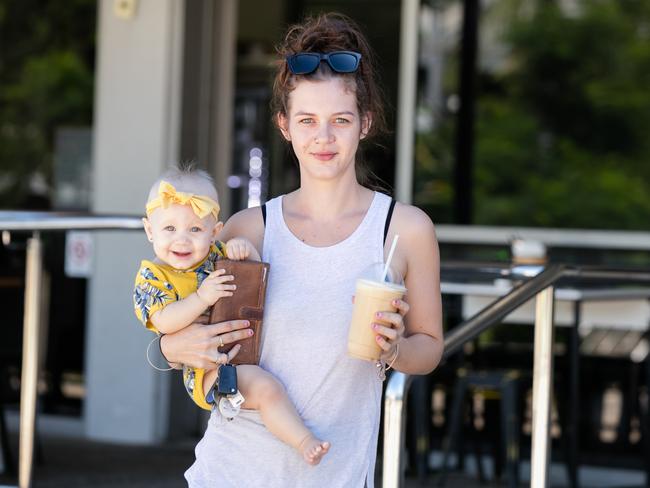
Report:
271,13,389,189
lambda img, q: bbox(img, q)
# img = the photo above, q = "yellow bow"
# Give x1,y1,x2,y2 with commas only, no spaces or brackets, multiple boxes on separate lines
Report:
145,181,220,220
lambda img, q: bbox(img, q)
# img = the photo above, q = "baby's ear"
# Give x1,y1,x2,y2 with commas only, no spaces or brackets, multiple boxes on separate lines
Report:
212,221,224,239
142,217,153,242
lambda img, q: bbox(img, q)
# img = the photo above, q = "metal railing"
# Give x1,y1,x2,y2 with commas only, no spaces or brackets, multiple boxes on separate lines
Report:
0,212,143,488
3,211,650,487
382,264,650,488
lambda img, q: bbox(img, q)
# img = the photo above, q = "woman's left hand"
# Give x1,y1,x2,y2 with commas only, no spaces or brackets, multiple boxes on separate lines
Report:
373,298,410,361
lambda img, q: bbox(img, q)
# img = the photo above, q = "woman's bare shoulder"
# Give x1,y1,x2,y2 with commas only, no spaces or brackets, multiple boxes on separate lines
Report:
221,206,265,249
391,202,437,240
225,206,264,227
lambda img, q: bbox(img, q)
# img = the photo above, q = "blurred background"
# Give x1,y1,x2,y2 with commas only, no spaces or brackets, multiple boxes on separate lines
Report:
1,0,649,486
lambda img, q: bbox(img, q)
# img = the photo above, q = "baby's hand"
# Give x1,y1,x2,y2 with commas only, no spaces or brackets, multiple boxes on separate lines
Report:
225,238,253,261
196,269,236,305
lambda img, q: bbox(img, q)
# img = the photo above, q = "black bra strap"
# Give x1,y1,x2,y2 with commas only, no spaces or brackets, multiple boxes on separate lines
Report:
383,199,396,245
261,204,267,226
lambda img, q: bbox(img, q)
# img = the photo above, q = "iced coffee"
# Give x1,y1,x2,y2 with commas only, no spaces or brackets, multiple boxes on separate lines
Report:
348,278,406,361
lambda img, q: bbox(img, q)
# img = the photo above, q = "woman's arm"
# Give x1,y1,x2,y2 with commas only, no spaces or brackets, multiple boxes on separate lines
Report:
376,204,444,375
220,207,265,256
160,317,253,369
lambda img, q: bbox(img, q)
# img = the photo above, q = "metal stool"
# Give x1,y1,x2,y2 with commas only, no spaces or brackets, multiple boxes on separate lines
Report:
0,393,15,475
437,368,521,488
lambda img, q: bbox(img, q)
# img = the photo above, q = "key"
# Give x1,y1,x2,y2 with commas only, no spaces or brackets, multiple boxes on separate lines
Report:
217,364,238,396
204,364,239,405
218,396,240,419
205,383,217,405
228,390,245,408
204,373,220,405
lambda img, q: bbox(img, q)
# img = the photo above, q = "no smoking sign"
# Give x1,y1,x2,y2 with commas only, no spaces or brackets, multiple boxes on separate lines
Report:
65,231,94,278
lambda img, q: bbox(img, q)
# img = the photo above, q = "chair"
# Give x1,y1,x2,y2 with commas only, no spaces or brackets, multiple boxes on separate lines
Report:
436,368,521,488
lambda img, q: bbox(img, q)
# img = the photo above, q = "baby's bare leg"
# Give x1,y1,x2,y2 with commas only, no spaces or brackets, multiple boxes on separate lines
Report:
237,365,330,465
202,368,218,396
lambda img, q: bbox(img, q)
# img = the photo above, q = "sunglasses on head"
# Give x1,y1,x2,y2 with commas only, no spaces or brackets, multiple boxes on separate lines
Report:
286,51,362,75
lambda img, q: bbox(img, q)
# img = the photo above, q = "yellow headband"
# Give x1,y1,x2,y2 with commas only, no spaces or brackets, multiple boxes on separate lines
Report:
145,181,220,220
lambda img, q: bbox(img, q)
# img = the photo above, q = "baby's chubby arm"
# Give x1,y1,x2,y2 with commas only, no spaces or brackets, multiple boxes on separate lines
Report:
225,237,261,261
149,269,236,334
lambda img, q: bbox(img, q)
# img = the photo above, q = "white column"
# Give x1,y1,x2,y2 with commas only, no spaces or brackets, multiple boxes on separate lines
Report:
85,0,184,443
395,0,420,204
209,0,238,218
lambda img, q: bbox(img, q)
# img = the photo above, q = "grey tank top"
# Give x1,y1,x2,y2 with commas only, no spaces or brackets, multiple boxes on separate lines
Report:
185,192,392,488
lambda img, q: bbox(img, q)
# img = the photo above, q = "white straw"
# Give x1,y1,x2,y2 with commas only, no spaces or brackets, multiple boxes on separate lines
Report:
381,234,399,282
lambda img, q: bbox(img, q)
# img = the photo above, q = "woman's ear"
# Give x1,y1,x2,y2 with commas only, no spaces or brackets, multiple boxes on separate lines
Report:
360,113,373,140
277,113,291,141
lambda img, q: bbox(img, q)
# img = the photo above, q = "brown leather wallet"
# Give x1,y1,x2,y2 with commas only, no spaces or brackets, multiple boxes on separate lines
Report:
208,259,270,365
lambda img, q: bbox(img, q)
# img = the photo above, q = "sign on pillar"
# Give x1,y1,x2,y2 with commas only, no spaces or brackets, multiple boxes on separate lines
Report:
65,231,94,278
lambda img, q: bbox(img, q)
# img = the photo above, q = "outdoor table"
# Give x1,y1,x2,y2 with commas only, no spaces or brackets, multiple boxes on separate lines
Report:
442,281,650,330
441,279,650,487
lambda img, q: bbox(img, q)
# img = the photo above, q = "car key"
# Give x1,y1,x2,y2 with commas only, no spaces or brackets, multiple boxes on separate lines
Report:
216,363,238,396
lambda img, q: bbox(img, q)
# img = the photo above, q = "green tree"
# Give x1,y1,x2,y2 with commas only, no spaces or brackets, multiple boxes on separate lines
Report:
477,0,650,229
0,0,95,208
415,0,650,230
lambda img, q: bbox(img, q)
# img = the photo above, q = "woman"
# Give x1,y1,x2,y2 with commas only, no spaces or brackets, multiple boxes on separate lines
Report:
161,12,443,487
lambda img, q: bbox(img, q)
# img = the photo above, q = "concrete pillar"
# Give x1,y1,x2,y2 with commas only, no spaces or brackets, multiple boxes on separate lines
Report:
84,0,184,443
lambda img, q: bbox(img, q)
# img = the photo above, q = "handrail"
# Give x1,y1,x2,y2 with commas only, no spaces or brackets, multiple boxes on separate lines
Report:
382,264,650,488
4,212,650,487
443,265,566,358
441,261,650,283
435,223,650,251
0,211,143,231
0,211,143,488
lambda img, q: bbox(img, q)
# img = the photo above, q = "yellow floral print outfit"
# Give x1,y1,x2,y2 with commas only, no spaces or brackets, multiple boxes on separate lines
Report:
133,242,226,410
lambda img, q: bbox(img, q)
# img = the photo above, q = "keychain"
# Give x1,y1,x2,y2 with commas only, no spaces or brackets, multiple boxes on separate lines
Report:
216,363,238,395
205,364,246,420
218,391,245,418
375,360,386,381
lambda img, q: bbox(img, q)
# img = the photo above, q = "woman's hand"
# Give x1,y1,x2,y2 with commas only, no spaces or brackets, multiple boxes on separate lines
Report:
373,298,410,362
160,316,253,369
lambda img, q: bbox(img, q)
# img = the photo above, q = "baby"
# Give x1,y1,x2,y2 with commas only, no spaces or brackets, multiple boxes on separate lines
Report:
133,165,329,465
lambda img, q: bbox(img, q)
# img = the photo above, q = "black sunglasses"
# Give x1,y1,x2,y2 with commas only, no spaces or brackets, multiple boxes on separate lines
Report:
286,51,362,75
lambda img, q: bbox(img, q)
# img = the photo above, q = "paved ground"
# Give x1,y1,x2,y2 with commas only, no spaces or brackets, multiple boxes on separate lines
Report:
0,433,512,488
1,434,195,488
0,413,646,487
2,435,647,488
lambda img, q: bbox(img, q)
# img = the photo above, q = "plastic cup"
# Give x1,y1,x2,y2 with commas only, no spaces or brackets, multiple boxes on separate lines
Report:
348,267,406,361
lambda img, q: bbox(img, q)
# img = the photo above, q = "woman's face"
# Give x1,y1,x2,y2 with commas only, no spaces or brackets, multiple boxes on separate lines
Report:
278,77,370,183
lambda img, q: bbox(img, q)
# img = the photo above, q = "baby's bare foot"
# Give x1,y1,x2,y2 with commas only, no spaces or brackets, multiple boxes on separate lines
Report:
299,436,330,465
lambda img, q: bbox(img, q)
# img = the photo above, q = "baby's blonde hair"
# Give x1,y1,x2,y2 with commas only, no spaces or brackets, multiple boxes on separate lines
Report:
146,162,219,205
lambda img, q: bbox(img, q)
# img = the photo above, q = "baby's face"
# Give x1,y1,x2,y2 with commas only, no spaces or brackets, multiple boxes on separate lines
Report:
144,203,221,270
